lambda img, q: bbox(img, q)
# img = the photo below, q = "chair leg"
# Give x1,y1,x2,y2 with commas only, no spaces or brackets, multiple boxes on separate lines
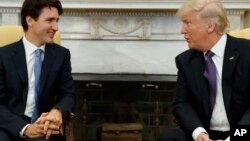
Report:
154,101,160,141
82,98,88,141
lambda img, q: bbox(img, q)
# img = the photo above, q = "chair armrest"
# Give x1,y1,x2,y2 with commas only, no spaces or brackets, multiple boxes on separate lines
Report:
60,112,75,141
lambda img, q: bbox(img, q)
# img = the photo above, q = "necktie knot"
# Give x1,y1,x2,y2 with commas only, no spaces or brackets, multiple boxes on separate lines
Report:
206,50,214,59
35,49,43,57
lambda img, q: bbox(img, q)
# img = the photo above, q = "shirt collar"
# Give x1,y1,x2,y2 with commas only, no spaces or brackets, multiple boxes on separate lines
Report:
206,34,227,58
22,36,45,55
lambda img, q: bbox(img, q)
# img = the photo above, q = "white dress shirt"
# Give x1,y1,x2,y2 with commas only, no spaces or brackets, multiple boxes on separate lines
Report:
192,34,230,141
20,36,45,136
23,36,45,117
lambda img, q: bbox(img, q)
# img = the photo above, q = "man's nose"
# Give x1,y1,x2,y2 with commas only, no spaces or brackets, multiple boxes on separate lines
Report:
181,24,187,34
52,21,58,31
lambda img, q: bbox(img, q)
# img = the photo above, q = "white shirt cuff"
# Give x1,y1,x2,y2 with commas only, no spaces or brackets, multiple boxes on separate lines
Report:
192,127,207,141
20,124,30,138
225,136,230,141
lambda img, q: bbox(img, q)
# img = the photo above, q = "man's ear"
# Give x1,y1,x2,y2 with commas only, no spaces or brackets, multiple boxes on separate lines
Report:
207,22,216,33
26,16,34,27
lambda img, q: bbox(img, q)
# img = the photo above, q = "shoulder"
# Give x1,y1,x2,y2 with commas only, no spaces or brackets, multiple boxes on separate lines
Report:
227,34,250,48
176,49,200,63
0,40,22,55
45,43,71,63
49,43,68,50
227,34,250,54
46,43,70,54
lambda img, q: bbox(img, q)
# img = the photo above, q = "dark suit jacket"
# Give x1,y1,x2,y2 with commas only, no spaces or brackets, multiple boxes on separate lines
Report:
0,39,75,138
173,34,250,135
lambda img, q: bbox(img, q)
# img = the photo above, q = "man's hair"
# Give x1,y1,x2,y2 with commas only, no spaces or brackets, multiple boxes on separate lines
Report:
21,0,63,31
176,0,229,34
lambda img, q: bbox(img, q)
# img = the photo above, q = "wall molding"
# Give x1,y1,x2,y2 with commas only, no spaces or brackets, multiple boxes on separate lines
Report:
1,0,250,10
0,7,246,17
0,3,248,41
63,9,177,16
0,7,20,13
0,0,249,74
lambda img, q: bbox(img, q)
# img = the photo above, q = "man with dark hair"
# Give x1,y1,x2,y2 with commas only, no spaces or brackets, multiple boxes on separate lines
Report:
0,0,75,140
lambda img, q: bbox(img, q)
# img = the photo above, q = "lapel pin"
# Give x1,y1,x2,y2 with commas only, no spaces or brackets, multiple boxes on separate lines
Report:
229,57,234,60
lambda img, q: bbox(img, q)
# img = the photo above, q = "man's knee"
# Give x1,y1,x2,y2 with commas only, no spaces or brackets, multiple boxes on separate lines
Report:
0,130,12,141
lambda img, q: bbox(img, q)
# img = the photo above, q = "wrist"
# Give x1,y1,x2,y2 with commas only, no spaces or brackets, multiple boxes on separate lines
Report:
192,127,207,141
23,124,31,137
20,124,30,138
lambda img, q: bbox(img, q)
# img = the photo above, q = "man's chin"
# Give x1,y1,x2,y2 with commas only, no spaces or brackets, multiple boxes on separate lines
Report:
187,44,193,49
188,45,199,50
46,38,54,44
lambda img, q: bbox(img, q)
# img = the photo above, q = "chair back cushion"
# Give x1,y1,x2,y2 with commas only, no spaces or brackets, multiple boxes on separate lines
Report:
0,25,60,47
229,28,250,39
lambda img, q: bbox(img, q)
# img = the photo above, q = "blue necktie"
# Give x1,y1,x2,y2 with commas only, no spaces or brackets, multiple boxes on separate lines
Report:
203,51,217,110
31,49,43,123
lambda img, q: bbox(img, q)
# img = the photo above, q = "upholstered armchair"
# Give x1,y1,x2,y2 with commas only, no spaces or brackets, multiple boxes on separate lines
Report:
229,28,250,39
0,25,74,141
0,25,60,46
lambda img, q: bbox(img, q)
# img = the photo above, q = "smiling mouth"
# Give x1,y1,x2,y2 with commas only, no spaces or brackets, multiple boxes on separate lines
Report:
49,32,55,38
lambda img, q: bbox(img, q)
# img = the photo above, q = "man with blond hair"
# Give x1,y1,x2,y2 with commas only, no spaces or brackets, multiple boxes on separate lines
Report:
158,0,250,141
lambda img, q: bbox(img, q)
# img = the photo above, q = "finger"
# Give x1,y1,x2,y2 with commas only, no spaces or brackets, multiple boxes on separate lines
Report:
36,124,46,134
46,129,52,139
45,128,60,139
45,129,60,136
36,113,49,124
49,122,60,130
51,130,60,135
41,112,49,117
44,121,50,133
36,116,46,124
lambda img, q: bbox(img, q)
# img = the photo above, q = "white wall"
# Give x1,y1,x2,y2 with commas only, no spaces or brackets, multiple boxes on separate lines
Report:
0,0,250,75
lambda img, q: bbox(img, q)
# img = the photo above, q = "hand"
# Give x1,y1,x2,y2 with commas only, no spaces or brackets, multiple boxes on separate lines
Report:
197,132,210,141
44,121,61,139
44,123,60,139
23,122,45,138
36,108,62,139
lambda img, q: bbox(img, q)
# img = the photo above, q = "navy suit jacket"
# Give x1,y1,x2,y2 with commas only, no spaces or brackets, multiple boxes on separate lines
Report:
0,39,75,138
173,34,250,134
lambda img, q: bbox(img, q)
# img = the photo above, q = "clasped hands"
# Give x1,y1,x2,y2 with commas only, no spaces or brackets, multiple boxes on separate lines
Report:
24,108,62,139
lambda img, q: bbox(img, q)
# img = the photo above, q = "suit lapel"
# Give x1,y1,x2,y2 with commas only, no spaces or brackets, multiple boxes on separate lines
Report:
12,40,29,101
40,44,56,95
222,35,239,119
191,52,211,118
